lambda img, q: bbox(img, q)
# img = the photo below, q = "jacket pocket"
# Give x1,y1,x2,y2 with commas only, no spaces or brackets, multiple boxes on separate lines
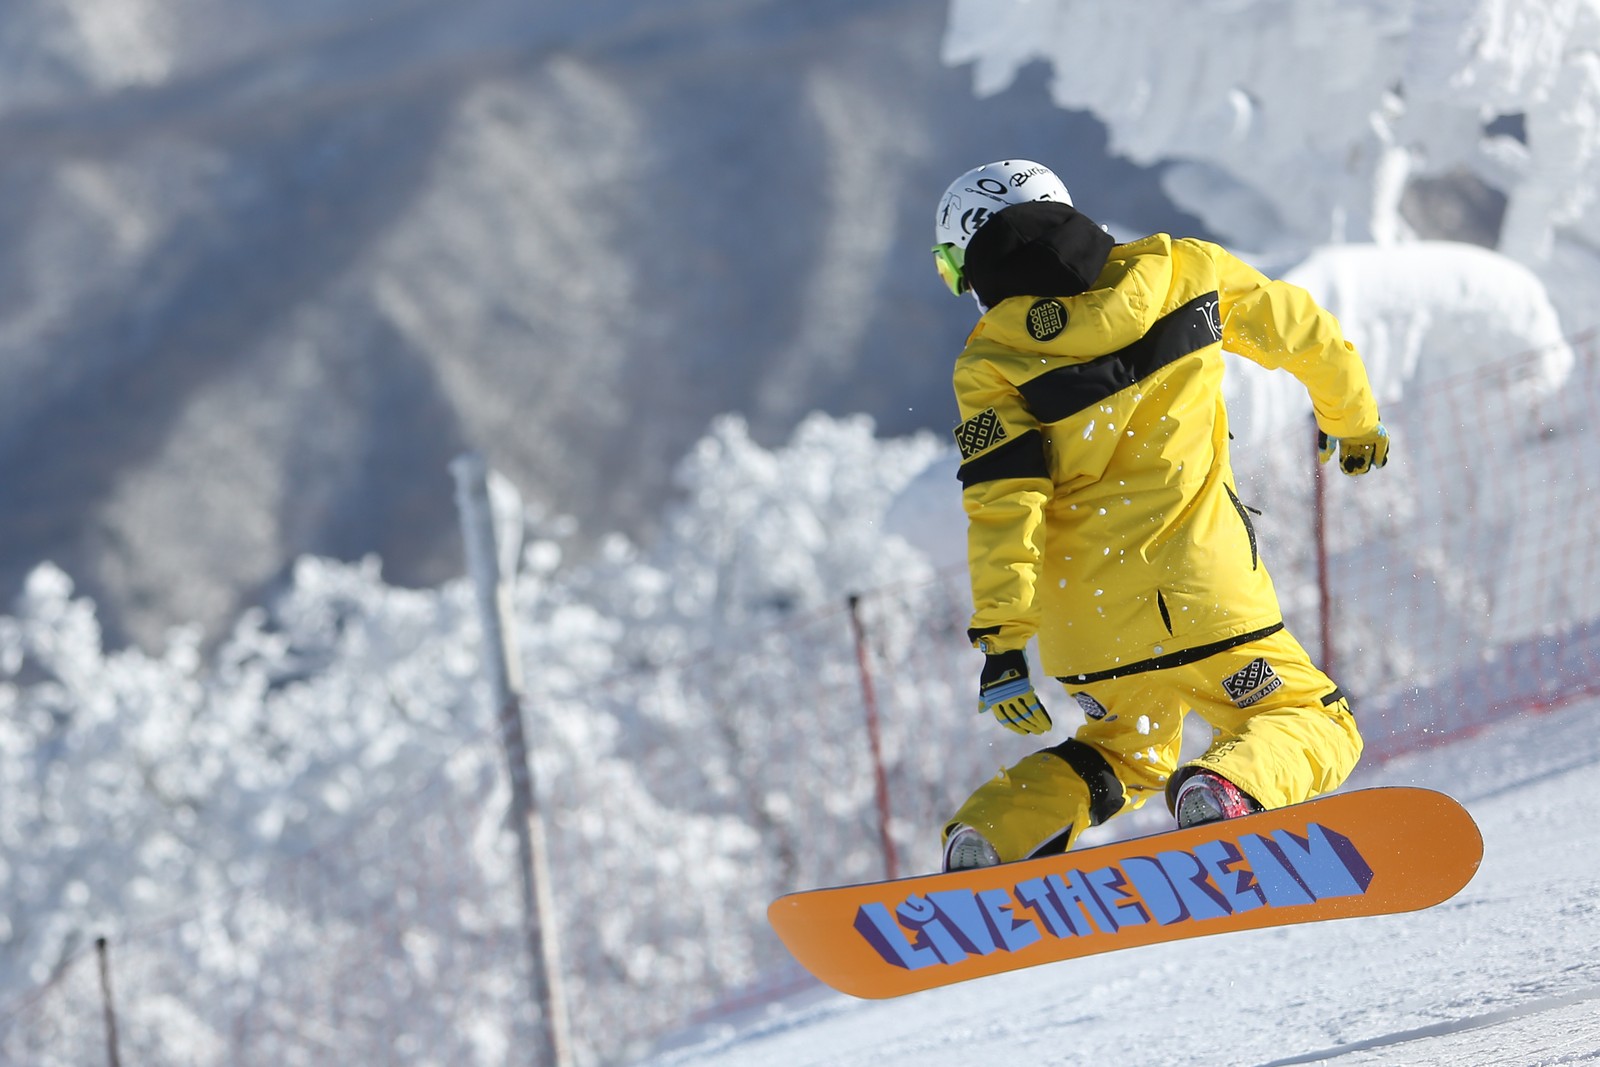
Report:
1224,483,1261,571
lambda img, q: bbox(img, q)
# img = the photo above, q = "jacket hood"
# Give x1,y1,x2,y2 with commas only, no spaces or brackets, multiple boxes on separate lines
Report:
964,200,1117,309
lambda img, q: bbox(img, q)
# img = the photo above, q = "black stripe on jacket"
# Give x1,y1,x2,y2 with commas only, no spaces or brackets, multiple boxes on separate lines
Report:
1058,622,1285,685
957,429,1049,488
1017,291,1222,423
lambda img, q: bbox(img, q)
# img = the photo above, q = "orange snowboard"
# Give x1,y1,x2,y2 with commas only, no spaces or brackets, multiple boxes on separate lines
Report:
768,787,1482,999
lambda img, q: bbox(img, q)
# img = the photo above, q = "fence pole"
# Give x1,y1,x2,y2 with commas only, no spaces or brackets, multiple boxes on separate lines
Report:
451,453,572,1067
95,938,122,1067
1312,418,1335,680
847,594,899,880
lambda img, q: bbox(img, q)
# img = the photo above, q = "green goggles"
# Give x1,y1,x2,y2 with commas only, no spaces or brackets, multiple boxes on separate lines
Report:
932,243,967,296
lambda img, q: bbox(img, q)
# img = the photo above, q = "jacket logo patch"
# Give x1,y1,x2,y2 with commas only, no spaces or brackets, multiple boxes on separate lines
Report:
1222,657,1283,708
954,408,1008,459
1027,299,1067,342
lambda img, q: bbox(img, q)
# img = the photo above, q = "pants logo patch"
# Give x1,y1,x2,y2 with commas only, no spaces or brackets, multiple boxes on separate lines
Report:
1223,657,1283,708
1074,692,1110,720
954,408,1008,459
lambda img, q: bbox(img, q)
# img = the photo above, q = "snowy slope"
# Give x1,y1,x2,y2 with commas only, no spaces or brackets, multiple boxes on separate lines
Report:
3,5,1599,1064
0,0,1192,649
6,0,1591,654
639,695,1600,1067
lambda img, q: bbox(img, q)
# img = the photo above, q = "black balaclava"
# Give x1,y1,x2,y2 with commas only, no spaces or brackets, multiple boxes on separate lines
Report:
964,200,1116,311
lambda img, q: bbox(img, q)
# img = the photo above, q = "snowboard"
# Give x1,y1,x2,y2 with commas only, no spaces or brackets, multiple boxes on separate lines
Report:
768,787,1482,999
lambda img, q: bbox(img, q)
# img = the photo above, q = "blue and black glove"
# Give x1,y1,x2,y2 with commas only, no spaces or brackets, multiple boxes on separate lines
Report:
978,650,1052,735
1318,424,1390,476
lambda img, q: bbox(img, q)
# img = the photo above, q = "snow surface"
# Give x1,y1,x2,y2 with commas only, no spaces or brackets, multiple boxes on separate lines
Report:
639,695,1600,1067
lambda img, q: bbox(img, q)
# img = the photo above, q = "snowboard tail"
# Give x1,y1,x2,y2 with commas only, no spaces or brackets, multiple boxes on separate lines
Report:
767,787,1482,999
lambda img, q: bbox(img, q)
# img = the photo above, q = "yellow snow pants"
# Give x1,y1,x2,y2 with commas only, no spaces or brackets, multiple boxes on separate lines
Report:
943,626,1363,863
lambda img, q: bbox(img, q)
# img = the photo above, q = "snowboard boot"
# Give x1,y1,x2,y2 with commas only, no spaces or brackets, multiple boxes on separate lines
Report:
1174,771,1263,829
942,825,1000,871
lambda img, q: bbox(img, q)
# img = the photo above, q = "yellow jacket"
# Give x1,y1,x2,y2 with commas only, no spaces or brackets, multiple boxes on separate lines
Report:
954,225,1379,681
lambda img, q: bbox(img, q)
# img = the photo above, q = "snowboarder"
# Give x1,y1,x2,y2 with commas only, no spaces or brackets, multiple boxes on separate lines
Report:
932,160,1389,871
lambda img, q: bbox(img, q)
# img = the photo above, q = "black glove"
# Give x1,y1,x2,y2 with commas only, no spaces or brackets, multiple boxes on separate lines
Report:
1318,424,1390,476
977,650,1052,735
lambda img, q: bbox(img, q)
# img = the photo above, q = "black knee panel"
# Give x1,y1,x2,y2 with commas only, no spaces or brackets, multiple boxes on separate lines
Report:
1042,738,1126,827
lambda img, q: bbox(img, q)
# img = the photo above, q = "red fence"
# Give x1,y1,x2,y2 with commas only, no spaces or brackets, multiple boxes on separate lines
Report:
1297,331,1600,760
0,336,1595,1065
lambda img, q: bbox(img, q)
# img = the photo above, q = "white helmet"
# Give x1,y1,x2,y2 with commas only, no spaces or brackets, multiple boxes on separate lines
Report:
932,160,1071,297
934,160,1072,251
